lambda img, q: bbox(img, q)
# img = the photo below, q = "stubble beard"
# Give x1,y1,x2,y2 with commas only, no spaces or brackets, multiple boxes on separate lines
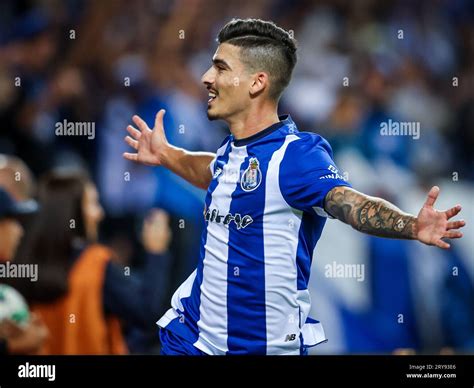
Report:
207,108,220,121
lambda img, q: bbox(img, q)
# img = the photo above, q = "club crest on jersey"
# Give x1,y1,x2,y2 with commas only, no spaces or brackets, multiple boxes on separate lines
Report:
241,157,262,192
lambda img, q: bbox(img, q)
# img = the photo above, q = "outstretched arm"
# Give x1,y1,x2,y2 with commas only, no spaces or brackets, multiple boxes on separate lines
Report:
324,186,465,249
123,110,215,190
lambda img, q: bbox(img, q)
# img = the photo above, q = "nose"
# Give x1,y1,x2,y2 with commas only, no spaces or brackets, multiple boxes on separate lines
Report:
201,66,215,87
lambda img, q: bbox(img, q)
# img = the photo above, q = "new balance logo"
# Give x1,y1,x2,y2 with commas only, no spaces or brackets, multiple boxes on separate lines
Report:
284,334,297,342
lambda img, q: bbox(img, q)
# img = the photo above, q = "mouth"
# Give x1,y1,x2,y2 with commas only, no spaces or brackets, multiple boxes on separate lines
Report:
208,90,218,104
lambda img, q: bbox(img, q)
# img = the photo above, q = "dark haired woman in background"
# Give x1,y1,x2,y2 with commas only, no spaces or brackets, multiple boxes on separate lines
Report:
15,170,172,354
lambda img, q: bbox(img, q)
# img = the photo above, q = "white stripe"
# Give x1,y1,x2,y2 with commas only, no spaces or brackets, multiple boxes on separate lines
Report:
156,269,197,328
156,308,179,328
263,134,303,355
172,270,197,312
157,141,230,334
209,140,230,174
297,289,327,346
194,145,248,355
301,321,327,347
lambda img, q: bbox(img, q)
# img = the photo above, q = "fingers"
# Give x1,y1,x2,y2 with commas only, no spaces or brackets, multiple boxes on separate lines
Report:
126,125,141,140
125,136,138,150
444,230,463,239
1,319,23,336
424,186,440,208
447,220,466,230
123,152,138,162
434,239,450,249
130,111,165,134
132,115,150,132
445,205,462,220
154,109,166,130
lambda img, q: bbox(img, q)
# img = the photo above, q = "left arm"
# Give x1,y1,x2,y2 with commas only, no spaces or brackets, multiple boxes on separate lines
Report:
324,186,465,249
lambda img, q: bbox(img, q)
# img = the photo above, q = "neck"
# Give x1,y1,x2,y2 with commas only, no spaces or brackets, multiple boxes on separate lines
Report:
227,102,279,140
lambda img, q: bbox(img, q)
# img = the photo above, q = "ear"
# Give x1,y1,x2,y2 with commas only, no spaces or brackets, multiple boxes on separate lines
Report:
249,72,269,97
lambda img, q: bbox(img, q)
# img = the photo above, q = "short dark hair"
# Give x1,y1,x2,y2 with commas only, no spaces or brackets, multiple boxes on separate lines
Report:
217,18,297,101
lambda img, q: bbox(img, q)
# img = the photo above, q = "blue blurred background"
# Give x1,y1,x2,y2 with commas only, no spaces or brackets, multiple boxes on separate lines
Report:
0,0,472,354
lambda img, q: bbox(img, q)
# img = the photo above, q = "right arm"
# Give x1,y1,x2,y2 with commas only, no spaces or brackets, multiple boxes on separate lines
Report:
161,147,215,190
123,109,214,190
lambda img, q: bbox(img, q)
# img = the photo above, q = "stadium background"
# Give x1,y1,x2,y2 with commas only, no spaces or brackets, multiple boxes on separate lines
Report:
0,0,473,354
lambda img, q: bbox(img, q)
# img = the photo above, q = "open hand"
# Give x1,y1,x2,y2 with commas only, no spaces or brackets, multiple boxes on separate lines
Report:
123,109,169,166
416,186,466,249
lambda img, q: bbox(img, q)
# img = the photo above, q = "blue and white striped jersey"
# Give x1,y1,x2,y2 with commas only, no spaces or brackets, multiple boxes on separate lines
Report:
157,115,351,355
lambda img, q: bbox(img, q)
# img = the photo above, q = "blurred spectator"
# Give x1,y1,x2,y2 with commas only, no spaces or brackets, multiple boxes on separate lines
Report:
0,188,47,355
13,170,172,354
0,154,36,201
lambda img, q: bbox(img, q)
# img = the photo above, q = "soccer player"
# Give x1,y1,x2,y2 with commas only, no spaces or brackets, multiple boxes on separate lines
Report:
123,19,465,355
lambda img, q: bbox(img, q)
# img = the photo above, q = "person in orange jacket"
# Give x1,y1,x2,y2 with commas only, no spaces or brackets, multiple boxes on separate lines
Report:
14,170,172,355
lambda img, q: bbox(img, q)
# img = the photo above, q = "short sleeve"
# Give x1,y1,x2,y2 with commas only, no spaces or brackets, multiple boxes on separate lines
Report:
279,133,351,216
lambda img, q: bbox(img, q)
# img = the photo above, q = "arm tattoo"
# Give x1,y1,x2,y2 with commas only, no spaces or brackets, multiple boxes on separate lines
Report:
324,186,417,239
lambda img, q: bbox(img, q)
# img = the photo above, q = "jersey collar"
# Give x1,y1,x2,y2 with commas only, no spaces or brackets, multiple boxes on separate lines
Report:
232,115,295,147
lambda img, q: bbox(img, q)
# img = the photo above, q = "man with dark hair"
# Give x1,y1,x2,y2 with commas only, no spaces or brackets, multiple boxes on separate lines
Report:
216,18,297,102
124,18,465,355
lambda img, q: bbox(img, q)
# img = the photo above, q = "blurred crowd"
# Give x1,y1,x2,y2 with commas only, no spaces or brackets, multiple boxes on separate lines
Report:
0,0,472,354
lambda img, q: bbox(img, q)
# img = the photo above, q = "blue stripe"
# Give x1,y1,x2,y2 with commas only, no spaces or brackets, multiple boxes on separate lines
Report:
226,137,286,354
295,212,326,290
299,333,308,355
166,142,232,343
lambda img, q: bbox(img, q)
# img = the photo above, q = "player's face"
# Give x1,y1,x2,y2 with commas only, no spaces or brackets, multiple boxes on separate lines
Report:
201,43,253,121
82,183,104,242
0,218,24,261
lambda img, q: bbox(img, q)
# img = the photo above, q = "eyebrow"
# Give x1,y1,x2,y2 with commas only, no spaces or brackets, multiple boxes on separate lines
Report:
213,58,231,70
